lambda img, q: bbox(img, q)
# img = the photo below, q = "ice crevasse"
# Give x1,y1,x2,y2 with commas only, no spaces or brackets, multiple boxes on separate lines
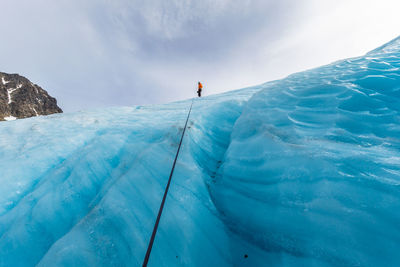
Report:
0,37,400,266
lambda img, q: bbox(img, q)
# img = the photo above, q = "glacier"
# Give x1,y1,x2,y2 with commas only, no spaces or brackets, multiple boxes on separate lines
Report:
1,37,400,267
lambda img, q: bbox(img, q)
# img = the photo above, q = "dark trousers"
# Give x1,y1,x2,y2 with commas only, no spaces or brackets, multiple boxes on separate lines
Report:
197,89,202,97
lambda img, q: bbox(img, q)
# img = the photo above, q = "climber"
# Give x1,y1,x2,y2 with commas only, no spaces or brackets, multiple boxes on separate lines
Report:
197,82,203,97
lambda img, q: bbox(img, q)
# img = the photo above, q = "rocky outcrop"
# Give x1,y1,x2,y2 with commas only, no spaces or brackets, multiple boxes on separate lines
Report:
0,72,62,121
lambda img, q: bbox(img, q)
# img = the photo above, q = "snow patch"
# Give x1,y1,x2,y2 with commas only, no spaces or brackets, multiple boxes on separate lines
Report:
6,84,22,104
32,107,39,116
7,88,18,104
1,77,10,85
4,116,17,121
31,82,39,94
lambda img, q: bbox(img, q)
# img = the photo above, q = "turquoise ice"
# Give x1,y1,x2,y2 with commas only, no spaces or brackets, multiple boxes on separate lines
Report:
0,37,400,266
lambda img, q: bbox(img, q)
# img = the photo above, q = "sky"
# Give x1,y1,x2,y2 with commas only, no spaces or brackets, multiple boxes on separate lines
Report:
1,0,400,112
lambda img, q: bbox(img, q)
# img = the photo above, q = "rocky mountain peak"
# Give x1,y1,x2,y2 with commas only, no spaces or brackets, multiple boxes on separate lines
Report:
0,72,62,121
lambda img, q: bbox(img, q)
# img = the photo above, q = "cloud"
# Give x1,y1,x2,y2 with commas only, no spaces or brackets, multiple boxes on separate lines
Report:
80,0,306,103
0,0,399,111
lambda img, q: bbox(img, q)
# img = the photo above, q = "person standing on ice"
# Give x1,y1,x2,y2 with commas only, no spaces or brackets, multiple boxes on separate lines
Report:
197,82,203,97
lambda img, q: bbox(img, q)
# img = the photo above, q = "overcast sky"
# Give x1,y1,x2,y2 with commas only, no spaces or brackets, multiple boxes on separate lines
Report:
1,0,400,112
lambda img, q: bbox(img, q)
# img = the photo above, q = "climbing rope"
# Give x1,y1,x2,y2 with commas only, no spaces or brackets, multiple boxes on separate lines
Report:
142,98,194,267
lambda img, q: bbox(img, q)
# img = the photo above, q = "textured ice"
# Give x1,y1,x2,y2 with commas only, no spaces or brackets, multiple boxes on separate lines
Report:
1,37,400,266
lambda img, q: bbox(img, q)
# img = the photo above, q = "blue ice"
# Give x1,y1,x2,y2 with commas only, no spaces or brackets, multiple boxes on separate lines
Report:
0,37,400,266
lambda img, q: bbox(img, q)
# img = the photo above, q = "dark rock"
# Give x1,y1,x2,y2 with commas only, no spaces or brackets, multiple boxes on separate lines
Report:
0,72,62,121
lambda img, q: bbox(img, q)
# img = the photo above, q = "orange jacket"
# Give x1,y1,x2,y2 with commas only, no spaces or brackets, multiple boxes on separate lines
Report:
198,82,203,90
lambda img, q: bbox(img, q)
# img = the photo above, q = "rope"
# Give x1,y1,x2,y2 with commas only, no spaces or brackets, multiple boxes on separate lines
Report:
142,99,194,267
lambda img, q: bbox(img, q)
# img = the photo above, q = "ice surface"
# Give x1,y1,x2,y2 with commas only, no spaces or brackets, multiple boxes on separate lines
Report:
0,37,400,266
